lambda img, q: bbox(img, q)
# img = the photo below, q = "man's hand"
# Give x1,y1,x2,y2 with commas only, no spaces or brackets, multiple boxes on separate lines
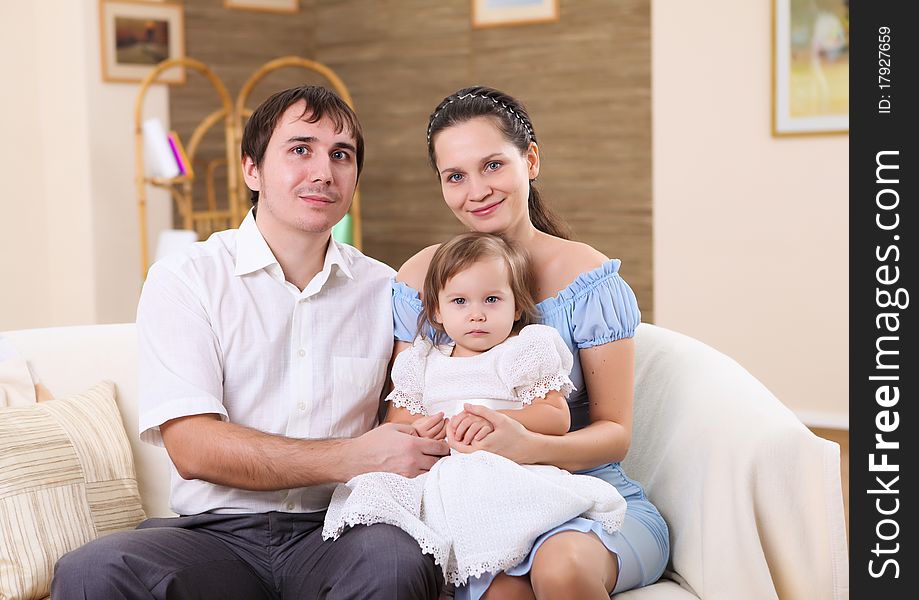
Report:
446,409,495,445
411,412,447,440
346,422,449,479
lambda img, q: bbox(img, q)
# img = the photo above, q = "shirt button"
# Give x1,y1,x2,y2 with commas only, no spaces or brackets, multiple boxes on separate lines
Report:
298,349,306,357
286,502,294,511
297,402,306,411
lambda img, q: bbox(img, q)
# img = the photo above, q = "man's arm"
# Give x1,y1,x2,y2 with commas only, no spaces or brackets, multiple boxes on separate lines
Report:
160,414,448,490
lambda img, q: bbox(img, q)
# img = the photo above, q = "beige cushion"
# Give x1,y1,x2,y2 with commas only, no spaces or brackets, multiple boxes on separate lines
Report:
0,380,146,600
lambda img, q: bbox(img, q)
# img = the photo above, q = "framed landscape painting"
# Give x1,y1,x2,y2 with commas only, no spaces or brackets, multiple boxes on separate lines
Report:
472,0,559,29
224,0,299,13
100,1,186,84
773,0,849,135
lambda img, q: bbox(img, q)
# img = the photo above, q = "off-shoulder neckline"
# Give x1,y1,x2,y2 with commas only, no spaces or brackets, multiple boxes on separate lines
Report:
534,259,621,311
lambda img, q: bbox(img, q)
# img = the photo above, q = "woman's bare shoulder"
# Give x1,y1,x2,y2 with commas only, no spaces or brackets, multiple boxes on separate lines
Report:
544,238,609,281
396,244,440,290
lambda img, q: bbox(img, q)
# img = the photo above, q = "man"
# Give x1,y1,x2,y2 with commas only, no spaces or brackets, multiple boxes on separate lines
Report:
52,86,448,599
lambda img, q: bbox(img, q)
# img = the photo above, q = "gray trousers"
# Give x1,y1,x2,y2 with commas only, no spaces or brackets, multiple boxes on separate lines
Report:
51,511,442,600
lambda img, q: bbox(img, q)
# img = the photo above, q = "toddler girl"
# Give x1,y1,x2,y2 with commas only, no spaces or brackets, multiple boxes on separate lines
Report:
322,233,625,593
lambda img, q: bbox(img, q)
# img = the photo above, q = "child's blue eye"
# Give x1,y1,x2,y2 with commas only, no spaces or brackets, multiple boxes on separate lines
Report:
452,298,466,305
485,296,499,303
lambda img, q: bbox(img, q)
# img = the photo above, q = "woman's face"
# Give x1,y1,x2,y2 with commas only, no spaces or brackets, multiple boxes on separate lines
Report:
432,117,539,235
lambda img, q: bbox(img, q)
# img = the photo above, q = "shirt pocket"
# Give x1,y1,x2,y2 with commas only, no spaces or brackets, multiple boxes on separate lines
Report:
330,356,388,438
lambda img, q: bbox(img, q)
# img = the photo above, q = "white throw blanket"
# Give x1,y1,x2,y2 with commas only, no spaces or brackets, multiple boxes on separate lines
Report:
323,450,626,585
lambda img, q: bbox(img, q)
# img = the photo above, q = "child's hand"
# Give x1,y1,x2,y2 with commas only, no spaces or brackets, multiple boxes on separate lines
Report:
411,412,447,440
447,410,495,445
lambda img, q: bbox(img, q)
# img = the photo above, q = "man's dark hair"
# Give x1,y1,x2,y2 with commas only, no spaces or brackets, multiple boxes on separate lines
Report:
241,85,364,206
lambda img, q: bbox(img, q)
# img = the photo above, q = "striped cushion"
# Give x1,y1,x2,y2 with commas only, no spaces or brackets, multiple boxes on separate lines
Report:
0,381,146,600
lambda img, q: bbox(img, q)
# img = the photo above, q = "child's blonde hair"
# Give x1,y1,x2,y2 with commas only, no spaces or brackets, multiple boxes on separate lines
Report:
419,232,539,344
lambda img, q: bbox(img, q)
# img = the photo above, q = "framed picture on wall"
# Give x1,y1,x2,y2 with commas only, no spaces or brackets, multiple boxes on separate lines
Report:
100,0,186,84
472,0,559,29
224,0,299,13
772,0,849,135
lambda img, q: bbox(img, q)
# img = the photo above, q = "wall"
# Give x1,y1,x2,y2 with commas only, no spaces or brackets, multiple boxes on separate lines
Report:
171,0,655,319
0,0,171,331
652,0,848,424
0,3,53,329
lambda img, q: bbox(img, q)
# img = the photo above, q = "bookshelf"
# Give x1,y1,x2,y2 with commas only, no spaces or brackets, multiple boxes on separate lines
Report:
134,56,362,278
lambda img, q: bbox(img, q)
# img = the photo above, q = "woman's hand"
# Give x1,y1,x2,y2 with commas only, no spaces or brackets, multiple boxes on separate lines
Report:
446,410,494,445
447,404,536,463
411,412,447,440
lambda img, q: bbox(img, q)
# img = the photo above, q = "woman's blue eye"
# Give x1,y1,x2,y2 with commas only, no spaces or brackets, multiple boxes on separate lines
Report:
447,173,463,183
486,161,501,171
485,296,499,303
451,298,466,305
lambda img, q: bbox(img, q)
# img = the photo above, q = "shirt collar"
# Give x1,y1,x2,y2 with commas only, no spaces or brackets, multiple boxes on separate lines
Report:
234,210,279,277
324,234,354,280
233,209,354,281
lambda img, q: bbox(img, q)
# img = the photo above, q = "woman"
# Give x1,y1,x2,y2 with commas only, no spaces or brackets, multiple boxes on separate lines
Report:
392,87,669,599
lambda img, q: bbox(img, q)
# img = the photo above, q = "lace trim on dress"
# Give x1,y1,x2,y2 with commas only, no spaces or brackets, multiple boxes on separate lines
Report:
323,451,627,586
389,390,426,415
517,374,576,405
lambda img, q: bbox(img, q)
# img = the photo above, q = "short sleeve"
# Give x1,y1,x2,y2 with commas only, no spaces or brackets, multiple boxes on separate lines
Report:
137,262,228,447
498,325,576,405
385,339,431,415
571,265,641,349
392,280,424,342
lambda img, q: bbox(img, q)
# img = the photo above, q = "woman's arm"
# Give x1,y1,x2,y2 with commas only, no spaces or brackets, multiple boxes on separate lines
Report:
449,338,634,471
497,390,570,436
450,390,569,445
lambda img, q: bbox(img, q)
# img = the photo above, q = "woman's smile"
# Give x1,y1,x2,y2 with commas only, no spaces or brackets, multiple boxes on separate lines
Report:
469,199,504,217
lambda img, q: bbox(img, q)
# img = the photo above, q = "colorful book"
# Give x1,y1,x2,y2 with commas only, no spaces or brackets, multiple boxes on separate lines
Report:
167,131,194,178
142,118,180,179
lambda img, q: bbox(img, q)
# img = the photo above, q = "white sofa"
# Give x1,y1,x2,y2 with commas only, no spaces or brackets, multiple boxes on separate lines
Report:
3,322,848,599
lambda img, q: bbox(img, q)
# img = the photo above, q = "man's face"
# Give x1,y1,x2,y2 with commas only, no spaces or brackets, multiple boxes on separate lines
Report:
243,101,358,238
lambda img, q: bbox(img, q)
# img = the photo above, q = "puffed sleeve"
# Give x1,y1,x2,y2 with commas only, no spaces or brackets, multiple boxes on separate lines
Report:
392,280,438,343
384,339,431,415
498,325,576,405
571,260,641,348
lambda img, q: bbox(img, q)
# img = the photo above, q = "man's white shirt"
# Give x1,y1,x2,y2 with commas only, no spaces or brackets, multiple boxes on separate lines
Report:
137,210,395,515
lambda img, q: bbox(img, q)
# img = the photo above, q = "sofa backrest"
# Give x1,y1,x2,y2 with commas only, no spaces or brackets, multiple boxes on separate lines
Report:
3,323,173,518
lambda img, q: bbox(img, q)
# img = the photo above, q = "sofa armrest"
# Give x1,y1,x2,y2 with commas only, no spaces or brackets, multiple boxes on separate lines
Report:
625,324,848,600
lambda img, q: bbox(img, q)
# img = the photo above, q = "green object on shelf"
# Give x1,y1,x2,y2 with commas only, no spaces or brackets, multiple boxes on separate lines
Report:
332,212,353,245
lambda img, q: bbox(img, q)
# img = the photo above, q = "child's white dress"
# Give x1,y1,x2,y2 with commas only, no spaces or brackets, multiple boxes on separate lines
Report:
322,324,627,586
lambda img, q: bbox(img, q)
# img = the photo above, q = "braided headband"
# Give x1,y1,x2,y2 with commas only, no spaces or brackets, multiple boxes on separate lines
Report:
427,93,534,144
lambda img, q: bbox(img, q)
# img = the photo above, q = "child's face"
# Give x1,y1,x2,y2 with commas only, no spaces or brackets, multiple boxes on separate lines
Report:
436,258,521,357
